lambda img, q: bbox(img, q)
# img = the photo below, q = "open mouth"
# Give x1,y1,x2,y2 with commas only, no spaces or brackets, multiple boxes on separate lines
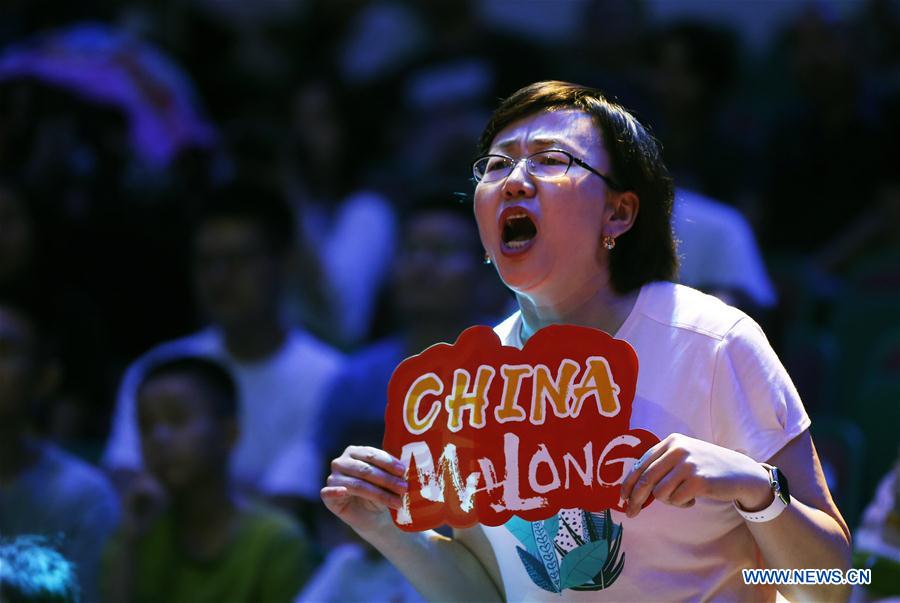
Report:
499,207,538,254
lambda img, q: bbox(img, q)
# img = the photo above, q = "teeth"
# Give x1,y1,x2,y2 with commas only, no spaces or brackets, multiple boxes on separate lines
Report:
506,239,530,249
506,212,528,222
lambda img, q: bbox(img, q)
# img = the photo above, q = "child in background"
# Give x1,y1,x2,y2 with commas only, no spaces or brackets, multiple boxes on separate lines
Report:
103,356,313,603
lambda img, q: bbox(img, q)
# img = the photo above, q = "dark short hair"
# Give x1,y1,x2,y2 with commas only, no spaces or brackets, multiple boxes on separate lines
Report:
477,81,678,293
192,181,296,255
137,355,238,420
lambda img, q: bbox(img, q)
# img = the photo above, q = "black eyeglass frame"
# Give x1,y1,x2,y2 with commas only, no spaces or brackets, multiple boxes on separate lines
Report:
471,149,624,190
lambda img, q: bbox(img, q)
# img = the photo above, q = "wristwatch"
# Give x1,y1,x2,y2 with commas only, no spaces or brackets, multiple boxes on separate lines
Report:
734,464,791,523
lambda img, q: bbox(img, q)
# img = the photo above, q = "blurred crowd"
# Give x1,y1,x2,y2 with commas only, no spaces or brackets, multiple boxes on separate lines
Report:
1,0,899,601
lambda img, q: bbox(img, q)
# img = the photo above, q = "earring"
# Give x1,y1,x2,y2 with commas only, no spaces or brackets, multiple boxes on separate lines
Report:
603,235,616,251
483,251,492,265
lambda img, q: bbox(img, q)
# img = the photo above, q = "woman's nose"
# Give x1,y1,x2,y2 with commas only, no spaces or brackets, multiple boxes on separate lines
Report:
501,160,536,199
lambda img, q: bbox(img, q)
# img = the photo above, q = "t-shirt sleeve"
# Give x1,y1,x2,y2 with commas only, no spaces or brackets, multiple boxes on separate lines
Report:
710,316,811,462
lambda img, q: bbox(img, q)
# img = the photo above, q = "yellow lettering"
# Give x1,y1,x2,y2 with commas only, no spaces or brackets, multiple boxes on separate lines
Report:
403,373,444,435
571,356,621,417
444,367,495,432
530,360,579,424
494,364,532,423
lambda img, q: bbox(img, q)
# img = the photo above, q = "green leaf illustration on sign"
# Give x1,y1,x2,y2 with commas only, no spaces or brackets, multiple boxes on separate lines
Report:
506,515,538,557
507,509,626,593
560,540,609,589
544,514,560,542
532,519,561,592
515,546,559,593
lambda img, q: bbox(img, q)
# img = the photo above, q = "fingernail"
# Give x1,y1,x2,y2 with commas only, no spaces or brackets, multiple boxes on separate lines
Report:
618,496,625,508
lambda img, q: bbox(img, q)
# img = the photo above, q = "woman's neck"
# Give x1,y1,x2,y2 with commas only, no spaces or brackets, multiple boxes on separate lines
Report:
516,280,640,343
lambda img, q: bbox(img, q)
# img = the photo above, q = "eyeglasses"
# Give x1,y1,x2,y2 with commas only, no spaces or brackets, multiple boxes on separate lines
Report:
472,149,623,189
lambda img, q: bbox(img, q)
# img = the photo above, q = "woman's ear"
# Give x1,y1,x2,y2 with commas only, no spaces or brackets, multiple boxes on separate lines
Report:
604,191,639,238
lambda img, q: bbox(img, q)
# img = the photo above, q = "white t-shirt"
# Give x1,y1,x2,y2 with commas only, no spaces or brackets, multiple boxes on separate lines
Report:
480,282,809,602
103,327,343,499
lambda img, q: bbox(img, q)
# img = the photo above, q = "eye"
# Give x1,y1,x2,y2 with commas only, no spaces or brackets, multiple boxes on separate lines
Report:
485,156,512,172
535,151,568,166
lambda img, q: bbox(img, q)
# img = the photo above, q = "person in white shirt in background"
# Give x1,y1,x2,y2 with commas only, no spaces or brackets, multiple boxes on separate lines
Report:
104,181,343,527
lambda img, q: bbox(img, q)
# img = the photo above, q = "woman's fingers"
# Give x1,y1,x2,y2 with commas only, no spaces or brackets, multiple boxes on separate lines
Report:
331,455,408,495
667,478,699,508
620,440,668,502
326,473,404,510
624,447,686,517
321,446,408,514
347,445,407,478
650,464,689,504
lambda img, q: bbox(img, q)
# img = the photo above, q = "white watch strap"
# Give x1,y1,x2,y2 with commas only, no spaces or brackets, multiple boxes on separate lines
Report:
734,494,789,522
733,465,790,523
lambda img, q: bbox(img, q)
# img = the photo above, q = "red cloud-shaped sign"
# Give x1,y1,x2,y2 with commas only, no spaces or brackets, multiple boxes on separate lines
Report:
384,325,659,532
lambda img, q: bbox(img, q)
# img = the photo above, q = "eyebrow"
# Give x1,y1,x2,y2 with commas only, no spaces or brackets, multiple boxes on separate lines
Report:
494,137,573,153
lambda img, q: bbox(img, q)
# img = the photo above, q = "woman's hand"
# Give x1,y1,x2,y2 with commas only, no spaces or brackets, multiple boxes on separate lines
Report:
619,433,773,517
320,445,408,535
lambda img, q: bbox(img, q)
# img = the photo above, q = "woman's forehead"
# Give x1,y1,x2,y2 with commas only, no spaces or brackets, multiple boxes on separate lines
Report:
489,109,602,154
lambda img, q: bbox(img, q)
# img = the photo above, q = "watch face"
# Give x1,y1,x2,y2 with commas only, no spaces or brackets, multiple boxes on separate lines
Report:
773,467,791,505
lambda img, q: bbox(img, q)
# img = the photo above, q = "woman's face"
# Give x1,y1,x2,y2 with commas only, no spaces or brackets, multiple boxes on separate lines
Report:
473,109,617,308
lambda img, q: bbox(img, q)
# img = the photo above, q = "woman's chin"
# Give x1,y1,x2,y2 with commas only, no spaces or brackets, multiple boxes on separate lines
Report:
508,267,607,312
495,261,548,295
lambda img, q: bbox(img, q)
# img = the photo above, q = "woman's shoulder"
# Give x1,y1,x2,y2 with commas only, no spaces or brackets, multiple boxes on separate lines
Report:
635,281,749,341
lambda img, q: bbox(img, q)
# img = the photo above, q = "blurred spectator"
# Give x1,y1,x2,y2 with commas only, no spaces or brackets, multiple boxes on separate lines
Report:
297,536,424,603
313,193,508,492
853,447,900,601
335,0,428,86
0,535,81,603
103,182,343,513
103,356,313,603
673,188,777,313
0,179,33,291
0,75,208,370
560,0,649,112
0,175,113,450
643,20,751,202
0,22,217,170
0,298,120,603
384,52,495,196
762,5,886,254
308,195,506,592
283,77,397,347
